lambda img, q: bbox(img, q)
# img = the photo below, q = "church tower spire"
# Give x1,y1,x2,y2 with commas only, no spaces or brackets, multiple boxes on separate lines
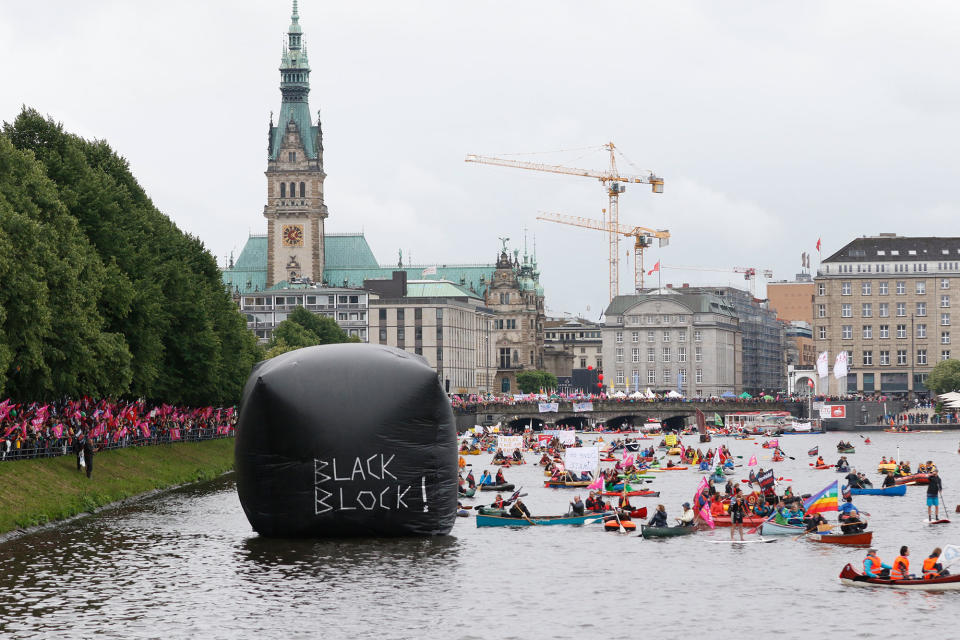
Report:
264,1,328,288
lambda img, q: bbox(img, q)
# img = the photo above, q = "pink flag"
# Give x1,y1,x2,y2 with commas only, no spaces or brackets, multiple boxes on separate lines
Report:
623,454,634,467
0,399,13,421
768,439,779,449
699,505,715,529
171,428,181,441
748,455,758,466
587,474,603,491
53,424,63,438
140,422,151,438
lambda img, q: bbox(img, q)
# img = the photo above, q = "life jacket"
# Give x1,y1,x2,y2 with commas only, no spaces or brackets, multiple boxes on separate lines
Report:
922,557,939,579
890,555,909,580
864,555,882,576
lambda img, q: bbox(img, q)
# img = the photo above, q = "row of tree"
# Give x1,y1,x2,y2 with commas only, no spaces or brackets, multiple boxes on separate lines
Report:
0,109,358,405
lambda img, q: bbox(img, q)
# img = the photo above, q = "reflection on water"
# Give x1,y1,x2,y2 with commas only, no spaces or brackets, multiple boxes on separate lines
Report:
0,432,959,639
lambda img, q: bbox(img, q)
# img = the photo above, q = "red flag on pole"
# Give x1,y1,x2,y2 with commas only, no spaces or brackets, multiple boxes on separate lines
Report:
816,238,822,252
647,261,660,276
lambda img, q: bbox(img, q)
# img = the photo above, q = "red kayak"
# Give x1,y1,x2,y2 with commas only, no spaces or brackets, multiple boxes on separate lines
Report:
772,456,784,462
813,464,832,470
710,515,768,527
894,473,930,485
600,490,659,497
839,563,960,590
809,531,872,545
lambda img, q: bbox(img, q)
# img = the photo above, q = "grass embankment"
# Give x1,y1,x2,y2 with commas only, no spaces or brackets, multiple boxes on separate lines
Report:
0,439,235,535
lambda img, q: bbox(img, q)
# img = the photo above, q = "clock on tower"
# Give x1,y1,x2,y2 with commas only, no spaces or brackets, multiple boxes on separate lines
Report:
282,224,304,247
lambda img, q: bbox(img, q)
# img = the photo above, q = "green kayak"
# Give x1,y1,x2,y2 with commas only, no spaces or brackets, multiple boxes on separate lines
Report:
640,524,697,539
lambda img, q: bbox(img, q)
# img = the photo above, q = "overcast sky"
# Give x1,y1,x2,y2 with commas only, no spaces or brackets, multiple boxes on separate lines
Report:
3,1,959,319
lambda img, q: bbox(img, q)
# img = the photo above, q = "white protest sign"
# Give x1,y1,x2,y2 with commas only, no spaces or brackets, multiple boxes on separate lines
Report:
497,435,524,454
564,446,599,475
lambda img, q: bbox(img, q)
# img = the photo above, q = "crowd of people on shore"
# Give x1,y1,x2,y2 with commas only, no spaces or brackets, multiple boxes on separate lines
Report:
0,397,237,462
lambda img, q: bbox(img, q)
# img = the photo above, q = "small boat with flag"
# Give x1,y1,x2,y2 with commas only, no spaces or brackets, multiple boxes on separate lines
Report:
839,563,960,591
476,513,605,527
759,521,805,536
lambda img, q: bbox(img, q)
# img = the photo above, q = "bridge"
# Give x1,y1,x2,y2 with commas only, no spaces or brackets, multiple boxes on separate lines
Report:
453,400,803,432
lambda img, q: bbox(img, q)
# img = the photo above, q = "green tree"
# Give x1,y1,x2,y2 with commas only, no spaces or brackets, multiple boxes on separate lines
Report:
926,359,960,395
266,307,359,358
516,369,559,394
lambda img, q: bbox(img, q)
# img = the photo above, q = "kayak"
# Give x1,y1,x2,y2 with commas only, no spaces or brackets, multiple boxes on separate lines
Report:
640,524,696,539
618,474,656,481
710,475,726,484
813,464,832,470
461,449,481,455
476,513,605,527
894,473,930,485
877,463,897,473
459,487,477,498
600,490,659,497
479,483,515,492
544,480,592,488
837,447,855,454
759,521,806,536
475,507,509,516
650,466,688,472
711,515,768,528
808,531,873,545
839,563,960,591
772,456,784,462
850,485,906,496
667,447,682,455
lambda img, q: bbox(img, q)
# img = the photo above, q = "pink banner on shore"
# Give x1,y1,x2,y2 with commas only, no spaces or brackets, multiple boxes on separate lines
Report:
171,428,181,441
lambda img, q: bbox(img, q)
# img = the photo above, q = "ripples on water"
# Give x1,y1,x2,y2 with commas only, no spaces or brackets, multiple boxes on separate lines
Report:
0,433,958,639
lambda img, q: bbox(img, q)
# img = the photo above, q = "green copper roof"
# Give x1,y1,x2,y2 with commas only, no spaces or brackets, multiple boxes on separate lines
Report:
324,233,379,268
269,1,318,160
404,280,483,300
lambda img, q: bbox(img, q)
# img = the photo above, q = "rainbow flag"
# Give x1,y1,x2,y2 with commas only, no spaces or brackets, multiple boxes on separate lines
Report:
803,480,839,515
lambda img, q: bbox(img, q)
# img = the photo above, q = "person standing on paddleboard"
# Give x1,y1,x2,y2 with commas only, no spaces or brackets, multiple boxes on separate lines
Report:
927,469,943,522
728,487,746,541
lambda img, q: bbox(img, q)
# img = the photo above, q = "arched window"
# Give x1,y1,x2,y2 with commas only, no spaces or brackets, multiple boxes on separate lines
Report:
280,182,286,198
290,182,296,197
299,182,306,197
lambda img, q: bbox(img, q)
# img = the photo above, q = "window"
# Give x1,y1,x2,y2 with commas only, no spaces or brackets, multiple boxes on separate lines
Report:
279,182,286,198
662,315,671,324
862,282,872,295
288,151,296,162
299,182,305,197
678,330,687,343
499,292,509,304
616,370,625,385
862,303,872,318
662,347,671,362
896,324,907,339
663,369,671,384
647,348,655,363
647,331,655,343
631,369,639,386
917,349,927,365
942,278,950,290
896,303,906,317
647,370,656,384
879,303,889,317
917,324,927,339
896,281,906,295
696,368,703,384
917,281,926,295
818,283,825,296
943,313,951,326
842,325,853,340
506,319,517,329
841,282,852,295
632,348,640,363
943,295,951,308
695,346,703,362
879,282,889,295
841,304,852,317
818,326,827,339
897,350,908,365
943,332,951,345
379,328,387,342
862,351,873,366
290,182,296,198
616,348,623,363
879,325,889,339
862,325,872,339
817,304,826,318
879,350,890,366
694,330,702,342
632,331,640,342
678,347,687,362
616,331,623,343
663,331,671,342
917,302,927,317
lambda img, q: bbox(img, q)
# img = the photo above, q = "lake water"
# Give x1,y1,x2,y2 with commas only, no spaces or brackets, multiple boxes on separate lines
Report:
1,431,958,639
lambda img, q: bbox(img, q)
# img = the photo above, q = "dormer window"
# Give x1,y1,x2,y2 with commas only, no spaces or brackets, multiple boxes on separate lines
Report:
288,152,296,162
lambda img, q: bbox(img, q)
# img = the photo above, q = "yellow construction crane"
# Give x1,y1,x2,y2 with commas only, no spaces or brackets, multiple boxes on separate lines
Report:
536,212,670,293
465,142,664,301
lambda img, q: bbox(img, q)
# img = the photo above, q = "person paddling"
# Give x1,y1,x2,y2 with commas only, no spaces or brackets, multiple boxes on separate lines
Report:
863,548,891,578
677,502,695,527
923,548,950,578
647,504,668,528
728,487,746,541
927,469,943,521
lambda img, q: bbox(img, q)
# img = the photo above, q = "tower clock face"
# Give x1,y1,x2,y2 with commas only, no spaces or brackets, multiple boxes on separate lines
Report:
282,224,304,247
